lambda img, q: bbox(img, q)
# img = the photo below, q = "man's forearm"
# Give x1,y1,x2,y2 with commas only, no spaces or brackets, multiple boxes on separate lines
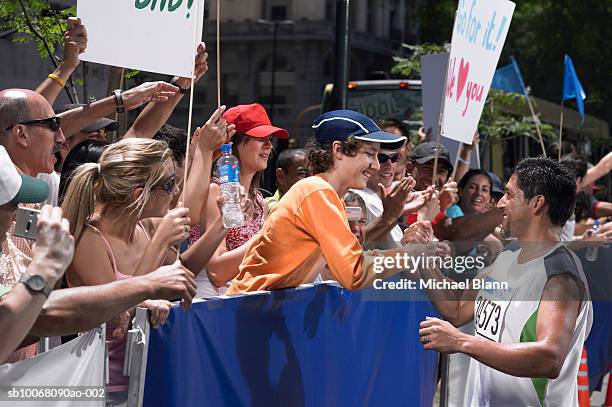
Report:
123,94,183,139
58,97,117,138
434,209,502,242
459,333,562,378
0,284,47,363
29,278,154,337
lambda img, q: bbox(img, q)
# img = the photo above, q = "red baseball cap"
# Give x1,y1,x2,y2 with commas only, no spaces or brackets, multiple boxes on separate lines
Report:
222,103,289,139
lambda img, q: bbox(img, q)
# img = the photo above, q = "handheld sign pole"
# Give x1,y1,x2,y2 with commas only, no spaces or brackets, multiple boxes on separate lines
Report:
524,92,546,157
432,13,457,188
177,0,204,262
217,0,221,109
558,101,565,161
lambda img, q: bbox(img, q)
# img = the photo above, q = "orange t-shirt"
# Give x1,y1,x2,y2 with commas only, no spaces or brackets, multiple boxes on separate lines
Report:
227,175,369,294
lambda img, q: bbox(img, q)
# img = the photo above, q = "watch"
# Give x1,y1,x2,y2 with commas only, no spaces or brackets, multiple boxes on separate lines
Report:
113,89,125,113
19,273,52,298
170,77,189,94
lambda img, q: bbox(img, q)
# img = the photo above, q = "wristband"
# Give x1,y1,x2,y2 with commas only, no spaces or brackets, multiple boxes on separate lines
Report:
113,89,125,113
48,73,66,87
458,157,471,165
170,77,189,94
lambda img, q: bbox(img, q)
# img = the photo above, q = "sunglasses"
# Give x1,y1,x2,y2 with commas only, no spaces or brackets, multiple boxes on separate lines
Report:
378,153,400,164
5,116,62,132
152,175,177,195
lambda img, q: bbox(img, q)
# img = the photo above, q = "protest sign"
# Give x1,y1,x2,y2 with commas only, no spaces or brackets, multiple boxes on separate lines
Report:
441,0,515,144
421,52,480,171
421,52,449,133
78,0,205,77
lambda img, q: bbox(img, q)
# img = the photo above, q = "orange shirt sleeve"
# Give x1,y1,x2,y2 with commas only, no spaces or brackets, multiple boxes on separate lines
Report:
295,189,369,290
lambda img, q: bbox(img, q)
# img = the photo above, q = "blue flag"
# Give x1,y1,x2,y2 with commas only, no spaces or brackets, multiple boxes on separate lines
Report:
562,54,587,125
491,56,527,95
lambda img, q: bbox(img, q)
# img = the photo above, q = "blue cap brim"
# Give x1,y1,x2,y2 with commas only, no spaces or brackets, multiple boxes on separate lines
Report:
354,130,406,144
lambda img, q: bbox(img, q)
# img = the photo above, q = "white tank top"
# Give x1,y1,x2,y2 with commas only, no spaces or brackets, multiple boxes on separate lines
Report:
464,242,592,407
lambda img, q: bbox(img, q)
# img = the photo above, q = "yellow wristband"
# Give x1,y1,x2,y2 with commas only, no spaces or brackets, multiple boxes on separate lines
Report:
48,73,66,87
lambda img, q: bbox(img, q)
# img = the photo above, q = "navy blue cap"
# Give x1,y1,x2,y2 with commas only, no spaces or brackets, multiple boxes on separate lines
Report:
312,110,406,145
488,171,505,198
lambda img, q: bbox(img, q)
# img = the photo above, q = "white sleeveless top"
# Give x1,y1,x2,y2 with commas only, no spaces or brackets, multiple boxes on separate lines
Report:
464,242,592,407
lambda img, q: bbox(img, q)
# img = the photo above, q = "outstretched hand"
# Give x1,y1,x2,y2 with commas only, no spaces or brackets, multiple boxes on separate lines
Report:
122,81,179,110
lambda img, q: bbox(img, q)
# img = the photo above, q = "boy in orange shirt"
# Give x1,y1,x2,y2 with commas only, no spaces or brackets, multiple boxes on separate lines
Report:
228,110,435,294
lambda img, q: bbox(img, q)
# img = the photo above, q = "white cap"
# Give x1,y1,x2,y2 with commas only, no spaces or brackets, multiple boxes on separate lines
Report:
0,146,22,205
0,146,49,206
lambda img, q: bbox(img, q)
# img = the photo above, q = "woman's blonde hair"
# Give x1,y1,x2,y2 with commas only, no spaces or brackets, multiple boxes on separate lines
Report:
61,138,172,240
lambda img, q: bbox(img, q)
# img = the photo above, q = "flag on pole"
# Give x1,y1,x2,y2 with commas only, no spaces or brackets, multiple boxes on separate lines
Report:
562,54,587,126
491,56,527,95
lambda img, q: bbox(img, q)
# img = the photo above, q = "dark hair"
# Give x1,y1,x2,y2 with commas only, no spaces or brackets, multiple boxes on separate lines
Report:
458,169,492,189
378,118,410,144
306,137,363,174
277,148,306,172
0,93,31,138
513,157,576,226
559,155,588,180
546,141,576,160
153,124,187,166
574,191,592,222
58,140,110,205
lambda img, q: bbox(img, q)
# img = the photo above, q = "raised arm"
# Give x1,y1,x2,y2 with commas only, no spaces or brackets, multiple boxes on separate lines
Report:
36,18,87,106
0,206,74,362
183,106,234,226
124,42,209,139
58,81,178,139
581,151,612,187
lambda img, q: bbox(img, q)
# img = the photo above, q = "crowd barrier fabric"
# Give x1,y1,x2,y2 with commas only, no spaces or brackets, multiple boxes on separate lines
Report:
579,246,612,392
0,327,105,407
142,283,440,407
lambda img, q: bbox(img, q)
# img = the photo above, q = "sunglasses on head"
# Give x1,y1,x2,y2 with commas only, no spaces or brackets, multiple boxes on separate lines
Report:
378,153,400,164
5,116,62,132
152,175,177,195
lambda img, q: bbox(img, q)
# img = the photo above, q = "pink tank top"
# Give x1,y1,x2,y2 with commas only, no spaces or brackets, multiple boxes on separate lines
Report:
68,222,150,393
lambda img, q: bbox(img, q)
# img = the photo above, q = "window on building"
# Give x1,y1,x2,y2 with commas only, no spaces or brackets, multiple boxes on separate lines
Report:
270,6,287,20
325,0,335,22
265,0,291,21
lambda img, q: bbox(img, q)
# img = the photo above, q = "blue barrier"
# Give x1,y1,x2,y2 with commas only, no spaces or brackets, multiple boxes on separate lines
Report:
143,283,440,407
579,246,612,392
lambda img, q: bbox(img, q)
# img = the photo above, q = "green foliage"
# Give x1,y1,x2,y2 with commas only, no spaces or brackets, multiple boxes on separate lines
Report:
0,1,76,58
479,90,557,144
391,43,450,79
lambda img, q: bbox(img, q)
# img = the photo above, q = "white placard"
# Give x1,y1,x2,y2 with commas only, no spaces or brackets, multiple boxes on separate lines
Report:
441,0,515,144
78,0,205,77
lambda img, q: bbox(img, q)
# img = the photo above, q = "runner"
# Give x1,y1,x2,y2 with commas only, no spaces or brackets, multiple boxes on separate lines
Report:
418,157,592,407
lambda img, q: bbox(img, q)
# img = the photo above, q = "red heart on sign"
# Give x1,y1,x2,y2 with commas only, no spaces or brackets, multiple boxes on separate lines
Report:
456,58,469,102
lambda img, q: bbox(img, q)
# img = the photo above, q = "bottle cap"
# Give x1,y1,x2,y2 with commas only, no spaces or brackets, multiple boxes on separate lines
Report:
220,143,232,153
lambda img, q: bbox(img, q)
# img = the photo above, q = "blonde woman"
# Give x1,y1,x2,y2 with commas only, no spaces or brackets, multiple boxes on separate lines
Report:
61,137,228,402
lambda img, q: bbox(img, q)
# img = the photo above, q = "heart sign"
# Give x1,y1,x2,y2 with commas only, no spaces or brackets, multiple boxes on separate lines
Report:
456,58,470,102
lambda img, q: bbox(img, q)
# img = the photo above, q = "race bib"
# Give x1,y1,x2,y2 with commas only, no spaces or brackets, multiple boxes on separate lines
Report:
474,276,514,342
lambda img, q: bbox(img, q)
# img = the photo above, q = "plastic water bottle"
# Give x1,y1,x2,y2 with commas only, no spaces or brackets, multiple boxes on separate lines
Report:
585,220,600,262
216,144,245,228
